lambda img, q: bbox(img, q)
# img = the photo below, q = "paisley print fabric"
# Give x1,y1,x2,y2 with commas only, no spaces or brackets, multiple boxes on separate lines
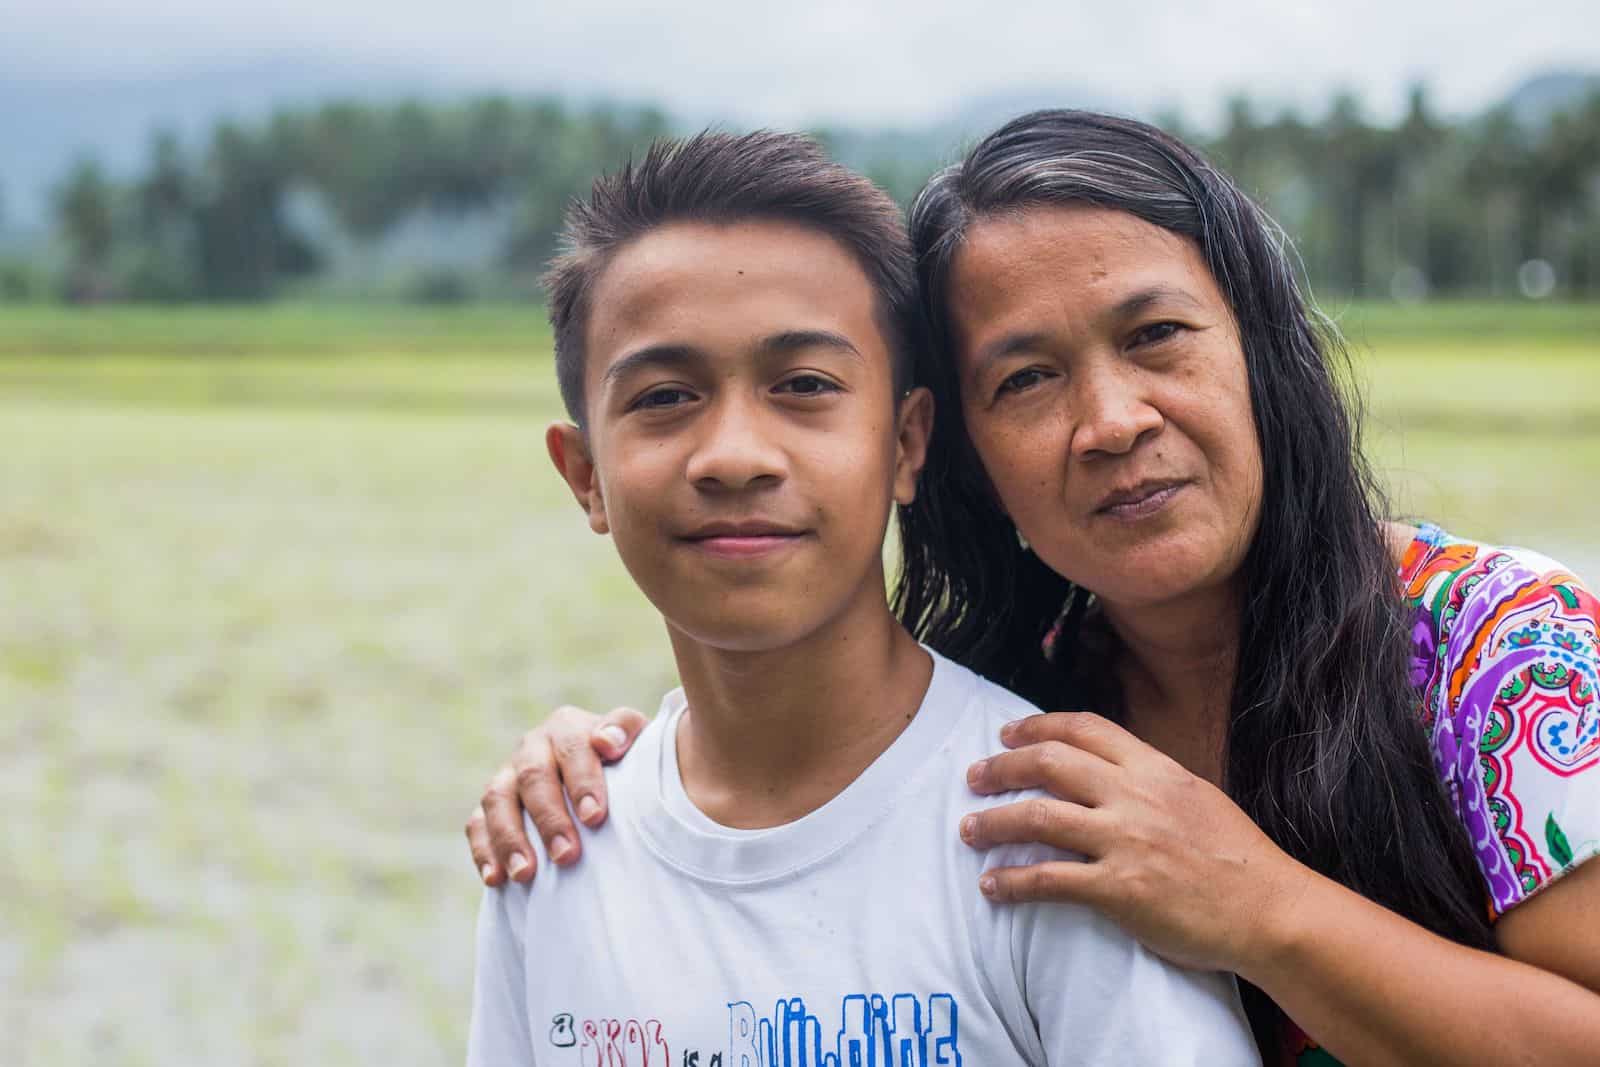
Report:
1281,525,1599,1066
1398,524,1600,918
1045,524,1598,1065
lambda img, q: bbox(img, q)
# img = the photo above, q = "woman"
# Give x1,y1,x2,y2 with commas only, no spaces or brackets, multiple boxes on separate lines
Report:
466,111,1600,1064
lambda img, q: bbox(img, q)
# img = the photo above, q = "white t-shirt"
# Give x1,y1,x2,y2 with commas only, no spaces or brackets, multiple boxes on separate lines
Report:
468,650,1260,1066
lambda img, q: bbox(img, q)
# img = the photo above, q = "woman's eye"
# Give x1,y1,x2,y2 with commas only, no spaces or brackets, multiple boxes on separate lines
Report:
775,374,840,397
634,387,695,410
1130,321,1183,347
997,368,1047,396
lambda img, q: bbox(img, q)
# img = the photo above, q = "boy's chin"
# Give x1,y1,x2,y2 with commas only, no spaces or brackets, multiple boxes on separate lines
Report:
667,611,828,656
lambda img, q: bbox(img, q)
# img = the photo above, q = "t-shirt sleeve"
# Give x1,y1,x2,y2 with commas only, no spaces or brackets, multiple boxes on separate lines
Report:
981,843,1260,1066
466,878,535,1066
1433,549,1600,918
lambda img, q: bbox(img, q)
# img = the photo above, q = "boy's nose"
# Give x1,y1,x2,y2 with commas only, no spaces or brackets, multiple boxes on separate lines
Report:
684,397,787,490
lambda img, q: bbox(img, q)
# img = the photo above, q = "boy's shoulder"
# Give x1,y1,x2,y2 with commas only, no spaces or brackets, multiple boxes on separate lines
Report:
511,703,672,891
961,660,1048,727
930,654,1048,761
634,651,1048,796
519,652,1054,888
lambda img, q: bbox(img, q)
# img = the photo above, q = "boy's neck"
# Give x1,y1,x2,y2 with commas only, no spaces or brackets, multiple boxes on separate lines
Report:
667,578,933,831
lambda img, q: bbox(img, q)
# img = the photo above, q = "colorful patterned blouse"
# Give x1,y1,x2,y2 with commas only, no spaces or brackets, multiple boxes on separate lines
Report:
1285,524,1600,1065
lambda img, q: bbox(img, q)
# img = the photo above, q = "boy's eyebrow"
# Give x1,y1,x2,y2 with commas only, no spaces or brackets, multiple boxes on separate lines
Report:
600,344,700,387
754,329,864,362
602,330,863,388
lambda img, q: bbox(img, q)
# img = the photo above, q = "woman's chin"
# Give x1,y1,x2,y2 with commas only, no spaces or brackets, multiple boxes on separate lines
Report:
1046,538,1242,613
1095,576,1213,613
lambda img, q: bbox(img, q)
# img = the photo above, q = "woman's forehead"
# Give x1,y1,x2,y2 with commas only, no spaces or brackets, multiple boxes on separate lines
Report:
959,205,1199,277
948,206,1220,333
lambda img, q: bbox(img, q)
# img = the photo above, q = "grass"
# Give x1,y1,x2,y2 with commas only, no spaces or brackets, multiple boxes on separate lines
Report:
1,300,1597,1065
0,302,555,357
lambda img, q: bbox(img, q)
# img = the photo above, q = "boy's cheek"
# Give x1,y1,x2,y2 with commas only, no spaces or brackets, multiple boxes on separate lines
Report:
602,508,678,585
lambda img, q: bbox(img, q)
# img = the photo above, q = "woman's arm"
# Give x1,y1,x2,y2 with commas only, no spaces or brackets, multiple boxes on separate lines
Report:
964,712,1600,1066
1245,849,1600,1066
1498,857,1600,990
463,704,646,885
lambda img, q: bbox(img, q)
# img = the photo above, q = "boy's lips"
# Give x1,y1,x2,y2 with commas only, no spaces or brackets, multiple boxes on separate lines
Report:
680,520,810,560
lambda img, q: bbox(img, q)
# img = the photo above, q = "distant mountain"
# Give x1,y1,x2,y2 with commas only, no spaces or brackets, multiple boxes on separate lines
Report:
941,86,1139,139
0,65,1132,240
815,85,1138,205
1502,70,1600,126
2,59,1594,244
0,56,448,232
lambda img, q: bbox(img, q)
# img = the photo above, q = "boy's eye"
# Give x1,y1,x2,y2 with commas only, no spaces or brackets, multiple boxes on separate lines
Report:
632,386,696,410
1129,321,1183,347
774,374,841,397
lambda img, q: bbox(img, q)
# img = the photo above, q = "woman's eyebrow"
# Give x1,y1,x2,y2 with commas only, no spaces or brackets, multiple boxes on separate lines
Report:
973,287,1206,366
975,331,1051,367
1111,285,1205,318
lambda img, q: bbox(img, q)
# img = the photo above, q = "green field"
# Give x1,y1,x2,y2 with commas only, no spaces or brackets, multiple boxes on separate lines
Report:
3,302,1598,1066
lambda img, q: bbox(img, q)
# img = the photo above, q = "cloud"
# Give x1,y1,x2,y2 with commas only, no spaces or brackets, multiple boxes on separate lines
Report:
3,0,1596,125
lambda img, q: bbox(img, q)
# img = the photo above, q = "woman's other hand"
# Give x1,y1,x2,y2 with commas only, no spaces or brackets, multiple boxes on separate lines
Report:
464,705,648,886
962,710,1310,975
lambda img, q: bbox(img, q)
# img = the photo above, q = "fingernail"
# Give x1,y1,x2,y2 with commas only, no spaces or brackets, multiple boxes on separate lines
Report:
507,854,529,877
980,875,998,897
967,759,987,785
1000,720,1020,742
960,815,977,842
577,795,602,824
550,835,573,862
480,863,495,883
597,724,629,749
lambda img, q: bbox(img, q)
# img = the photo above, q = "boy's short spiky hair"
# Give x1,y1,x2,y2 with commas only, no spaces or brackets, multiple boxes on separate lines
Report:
542,130,921,424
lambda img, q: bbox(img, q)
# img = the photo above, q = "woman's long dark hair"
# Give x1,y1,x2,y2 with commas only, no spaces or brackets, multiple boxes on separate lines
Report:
892,110,1494,1045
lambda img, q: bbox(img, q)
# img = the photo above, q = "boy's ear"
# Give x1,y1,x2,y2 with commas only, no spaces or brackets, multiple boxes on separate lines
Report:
546,422,609,535
892,387,935,507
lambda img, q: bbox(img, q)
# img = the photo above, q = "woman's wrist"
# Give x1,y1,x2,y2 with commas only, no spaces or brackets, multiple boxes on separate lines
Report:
1231,853,1326,989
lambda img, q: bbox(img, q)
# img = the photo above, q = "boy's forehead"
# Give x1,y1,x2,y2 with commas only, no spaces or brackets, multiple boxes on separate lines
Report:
583,220,886,367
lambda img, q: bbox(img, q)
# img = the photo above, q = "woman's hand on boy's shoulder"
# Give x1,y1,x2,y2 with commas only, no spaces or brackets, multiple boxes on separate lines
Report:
960,710,1309,975
464,704,648,886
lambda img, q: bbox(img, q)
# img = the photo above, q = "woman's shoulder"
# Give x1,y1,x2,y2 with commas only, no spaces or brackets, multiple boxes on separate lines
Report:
1399,523,1600,919
1397,523,1593,631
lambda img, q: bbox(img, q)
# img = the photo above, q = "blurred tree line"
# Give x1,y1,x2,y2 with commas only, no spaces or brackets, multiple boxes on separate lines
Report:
39,97,671,303
16,85,1600,304
1194,87,1600,301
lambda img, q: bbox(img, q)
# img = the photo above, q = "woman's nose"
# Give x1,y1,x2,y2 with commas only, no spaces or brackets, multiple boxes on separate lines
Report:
1070,364,1163,458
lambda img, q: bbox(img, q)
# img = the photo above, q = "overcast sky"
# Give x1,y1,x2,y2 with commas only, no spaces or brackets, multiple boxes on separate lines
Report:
3,0,1596,126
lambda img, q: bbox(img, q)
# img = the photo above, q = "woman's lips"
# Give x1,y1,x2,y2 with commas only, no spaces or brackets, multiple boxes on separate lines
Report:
1096,481,1188,521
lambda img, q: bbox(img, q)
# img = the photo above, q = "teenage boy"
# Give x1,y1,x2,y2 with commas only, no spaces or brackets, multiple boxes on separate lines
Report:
467,131,1258,1067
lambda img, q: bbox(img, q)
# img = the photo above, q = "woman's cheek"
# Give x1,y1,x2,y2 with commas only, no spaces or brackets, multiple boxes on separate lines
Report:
971,421,1033,501
980,430,1065,543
